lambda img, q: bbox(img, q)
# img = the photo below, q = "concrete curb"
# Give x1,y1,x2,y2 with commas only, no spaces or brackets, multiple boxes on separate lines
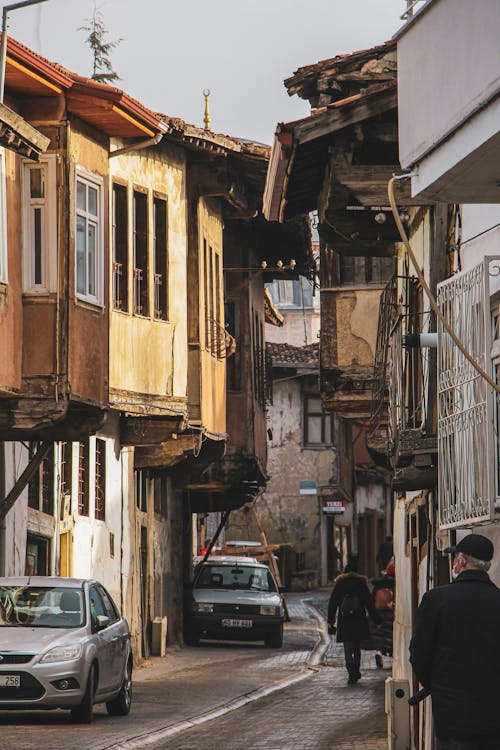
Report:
104,607,331,750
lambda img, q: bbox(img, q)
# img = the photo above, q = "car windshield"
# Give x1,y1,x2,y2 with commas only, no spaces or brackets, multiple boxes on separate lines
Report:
195,564,278,592
0,586,85,628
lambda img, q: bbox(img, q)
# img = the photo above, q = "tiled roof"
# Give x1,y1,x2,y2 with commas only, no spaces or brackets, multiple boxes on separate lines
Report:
266,341,319,367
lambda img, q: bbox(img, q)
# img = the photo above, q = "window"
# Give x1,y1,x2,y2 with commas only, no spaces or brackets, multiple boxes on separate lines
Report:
112,183,128,311
153,196,168,320
0,148,7,283
304,396,333,446
22,157,57,293
266,277,313,309
95,438,106,521
339,256,394,286
60,441,73,498
75,170,103,304
78,440,90,516
135,469,148,512
204,239,223,357
153,474,167,516
133,190,149,316
28,443,55,515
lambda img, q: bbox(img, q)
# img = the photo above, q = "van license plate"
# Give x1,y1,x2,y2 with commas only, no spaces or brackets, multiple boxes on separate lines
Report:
221,618,252,628
0,675,20,687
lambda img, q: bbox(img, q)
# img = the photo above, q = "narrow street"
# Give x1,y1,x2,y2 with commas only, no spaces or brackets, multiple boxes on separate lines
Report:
0,592,388,750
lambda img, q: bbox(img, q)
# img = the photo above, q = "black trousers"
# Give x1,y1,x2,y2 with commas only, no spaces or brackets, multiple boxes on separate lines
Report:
343,641,361,676
437,739,498,750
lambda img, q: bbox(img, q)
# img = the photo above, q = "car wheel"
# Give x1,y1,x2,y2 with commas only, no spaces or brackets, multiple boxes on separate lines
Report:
106,658,132,716
264,624,283,648
70,663,96,724
184,626,200,646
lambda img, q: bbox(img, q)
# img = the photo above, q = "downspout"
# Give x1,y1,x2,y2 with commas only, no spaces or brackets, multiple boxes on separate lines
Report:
109,133,163,158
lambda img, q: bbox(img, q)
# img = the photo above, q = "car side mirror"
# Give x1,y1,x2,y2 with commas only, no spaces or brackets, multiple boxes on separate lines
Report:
95,614,110,631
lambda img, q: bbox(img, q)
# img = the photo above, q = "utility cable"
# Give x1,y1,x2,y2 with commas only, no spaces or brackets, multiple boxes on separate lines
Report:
388,176,500,395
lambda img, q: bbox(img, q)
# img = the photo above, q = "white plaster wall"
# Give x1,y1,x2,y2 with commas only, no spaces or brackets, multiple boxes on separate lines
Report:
356,483,385,515
265,308,320,347
459,205,500,294
397,0,500,168
392,495,414,684
1,442,30,575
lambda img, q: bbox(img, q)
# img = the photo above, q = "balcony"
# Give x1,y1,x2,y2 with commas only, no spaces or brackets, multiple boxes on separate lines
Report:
396,0,500,202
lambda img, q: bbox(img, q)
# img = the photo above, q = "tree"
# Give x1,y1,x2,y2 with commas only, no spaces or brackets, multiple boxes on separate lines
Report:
78,5,122,85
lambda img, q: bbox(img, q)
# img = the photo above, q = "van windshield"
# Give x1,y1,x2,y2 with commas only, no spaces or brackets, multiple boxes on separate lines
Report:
0,586,85,628
196,564,278,592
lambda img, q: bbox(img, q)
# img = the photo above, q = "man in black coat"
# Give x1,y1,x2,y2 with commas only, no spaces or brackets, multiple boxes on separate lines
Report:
328,561,381,684
410,533,500,750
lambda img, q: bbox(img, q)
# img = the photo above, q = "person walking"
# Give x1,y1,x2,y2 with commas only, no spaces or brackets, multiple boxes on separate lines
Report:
410,533,500,750
328,560,381,684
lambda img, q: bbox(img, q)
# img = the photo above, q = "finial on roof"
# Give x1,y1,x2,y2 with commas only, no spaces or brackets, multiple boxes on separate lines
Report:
203,89,212,131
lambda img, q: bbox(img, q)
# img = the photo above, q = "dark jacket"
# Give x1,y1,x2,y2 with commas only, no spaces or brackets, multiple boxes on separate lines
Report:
366,575,394,655
410,569,500,740
328,571,380,643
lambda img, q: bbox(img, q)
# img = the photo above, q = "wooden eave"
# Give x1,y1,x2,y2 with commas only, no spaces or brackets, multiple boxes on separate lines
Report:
0,102,49,159
67,80,166,138
3,36,74,97
264,84,398,222
264,288,284,327
120,415,186,447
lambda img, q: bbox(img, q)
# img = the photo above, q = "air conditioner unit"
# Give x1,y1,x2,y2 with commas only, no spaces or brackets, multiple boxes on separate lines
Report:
385,677,410,750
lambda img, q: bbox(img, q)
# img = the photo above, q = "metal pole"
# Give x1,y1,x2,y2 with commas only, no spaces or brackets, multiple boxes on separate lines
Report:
0,0,49,103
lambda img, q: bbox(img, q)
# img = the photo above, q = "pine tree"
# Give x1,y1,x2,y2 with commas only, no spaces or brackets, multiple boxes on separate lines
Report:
78,5,122,85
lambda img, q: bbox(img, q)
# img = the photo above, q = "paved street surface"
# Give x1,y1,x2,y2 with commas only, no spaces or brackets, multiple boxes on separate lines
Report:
0,590,389,750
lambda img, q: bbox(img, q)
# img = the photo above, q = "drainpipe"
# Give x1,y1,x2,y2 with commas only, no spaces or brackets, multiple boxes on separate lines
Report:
109,133,163,158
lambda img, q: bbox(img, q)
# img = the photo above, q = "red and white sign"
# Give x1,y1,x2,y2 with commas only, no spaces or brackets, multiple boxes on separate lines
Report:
322,499,345,515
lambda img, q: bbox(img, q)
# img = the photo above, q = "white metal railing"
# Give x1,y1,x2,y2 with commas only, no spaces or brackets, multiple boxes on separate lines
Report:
437,257,500,529
400,0,427,20
112,261,123,310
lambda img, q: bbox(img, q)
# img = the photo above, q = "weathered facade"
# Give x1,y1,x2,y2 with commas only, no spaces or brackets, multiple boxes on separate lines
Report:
263,43,401,576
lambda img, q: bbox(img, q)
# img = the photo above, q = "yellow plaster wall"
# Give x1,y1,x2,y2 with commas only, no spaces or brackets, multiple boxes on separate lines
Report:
336,288,382,368
109,144,188,400
198,197,226,435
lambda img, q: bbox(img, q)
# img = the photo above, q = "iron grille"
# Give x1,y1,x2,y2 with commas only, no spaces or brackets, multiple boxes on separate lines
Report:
368,274,397,441
437,257,500,529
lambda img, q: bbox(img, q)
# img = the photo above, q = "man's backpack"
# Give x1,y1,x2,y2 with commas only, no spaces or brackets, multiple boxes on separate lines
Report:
374,586,393,611
341,592,363,618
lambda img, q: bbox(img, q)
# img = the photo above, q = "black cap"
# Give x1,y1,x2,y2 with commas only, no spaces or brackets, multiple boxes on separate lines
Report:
444,533,494,562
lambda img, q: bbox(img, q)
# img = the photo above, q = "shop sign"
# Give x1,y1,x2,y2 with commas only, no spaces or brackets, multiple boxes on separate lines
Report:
322,499,345,515
300,480,317,495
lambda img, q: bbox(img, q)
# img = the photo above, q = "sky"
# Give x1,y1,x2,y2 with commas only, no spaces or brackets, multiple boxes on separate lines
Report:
9,0,408,146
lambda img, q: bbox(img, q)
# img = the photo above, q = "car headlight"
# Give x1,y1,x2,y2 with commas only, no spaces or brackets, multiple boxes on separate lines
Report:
41,644,83,663
193,602,214,613
260,605,278,616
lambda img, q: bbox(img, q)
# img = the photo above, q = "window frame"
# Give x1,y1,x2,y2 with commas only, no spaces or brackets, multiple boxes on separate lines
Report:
303,395,333,447
75,168,104,307
22,156,57,294
0,148,7,284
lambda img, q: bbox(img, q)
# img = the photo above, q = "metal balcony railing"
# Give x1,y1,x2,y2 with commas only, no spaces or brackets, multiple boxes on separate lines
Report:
133,267,144,316
368,275,397,442
388,309,432,457
206,318,236,360
154,272,163,319
112,261,124,310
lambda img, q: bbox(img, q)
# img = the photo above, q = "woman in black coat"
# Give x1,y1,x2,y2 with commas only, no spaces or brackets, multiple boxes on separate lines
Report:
328,562,381,684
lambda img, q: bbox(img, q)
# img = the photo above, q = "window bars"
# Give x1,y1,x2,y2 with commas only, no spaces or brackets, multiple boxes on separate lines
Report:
437,257,500,529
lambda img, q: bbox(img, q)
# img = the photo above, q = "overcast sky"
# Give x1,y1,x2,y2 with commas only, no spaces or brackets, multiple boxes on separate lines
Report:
10,0,406,145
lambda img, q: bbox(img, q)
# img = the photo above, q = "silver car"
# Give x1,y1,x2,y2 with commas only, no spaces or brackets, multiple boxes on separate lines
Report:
186,556,284,647
0,577,132,723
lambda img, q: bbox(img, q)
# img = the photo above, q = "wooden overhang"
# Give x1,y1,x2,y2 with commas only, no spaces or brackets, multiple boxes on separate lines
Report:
161,120,314,275
67,77,168,138
264,288,284,327
3,36,167,140
0,102,49,160
3,36,74,97
264,83,403,223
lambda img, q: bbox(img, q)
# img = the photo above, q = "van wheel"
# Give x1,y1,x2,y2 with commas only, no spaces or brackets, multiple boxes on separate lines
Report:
71,664,95,724
265,624,283,648
107,658,132,716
